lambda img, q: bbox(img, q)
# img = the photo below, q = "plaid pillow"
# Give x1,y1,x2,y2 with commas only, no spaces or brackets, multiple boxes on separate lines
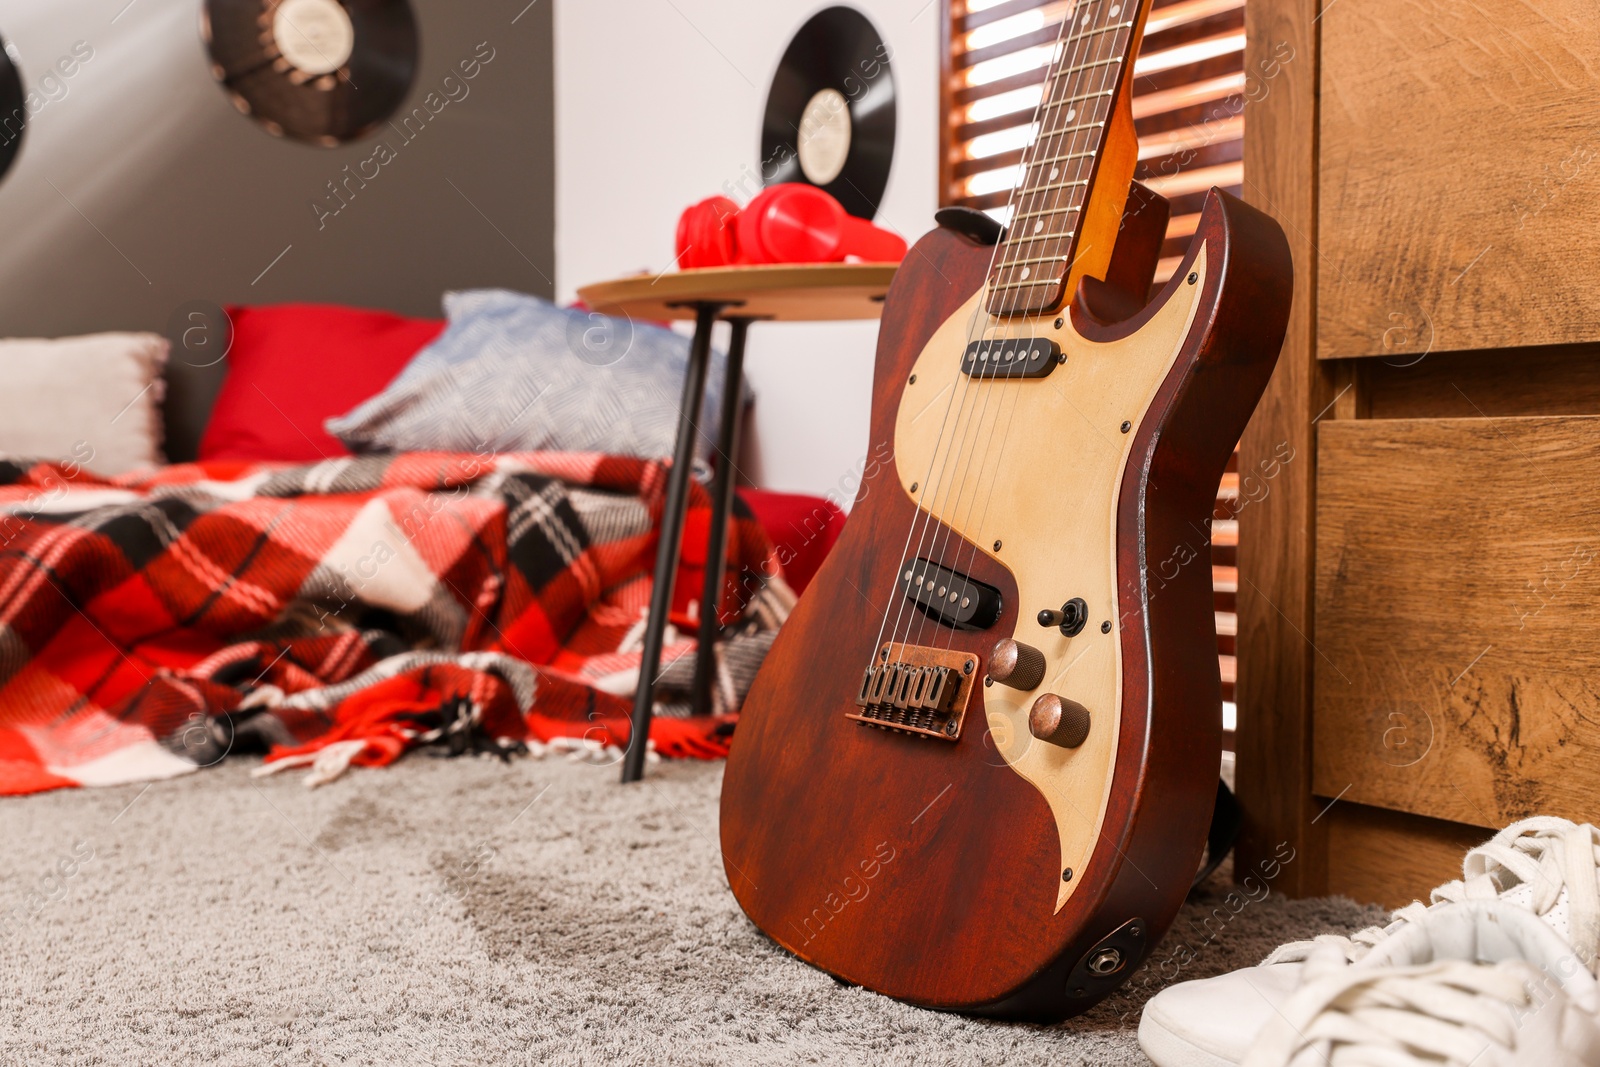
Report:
327,290,746,468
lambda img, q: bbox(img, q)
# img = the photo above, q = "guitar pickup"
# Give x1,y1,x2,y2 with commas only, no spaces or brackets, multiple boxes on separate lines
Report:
960,336,1062,379
900,558,1002,631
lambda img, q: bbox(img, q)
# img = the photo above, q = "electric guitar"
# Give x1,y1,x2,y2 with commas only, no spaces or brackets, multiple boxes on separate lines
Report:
719,0,1292,1021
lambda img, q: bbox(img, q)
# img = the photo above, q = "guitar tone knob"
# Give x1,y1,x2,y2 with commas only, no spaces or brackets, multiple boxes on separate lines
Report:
987,638,1045,691
1029,693,1091,748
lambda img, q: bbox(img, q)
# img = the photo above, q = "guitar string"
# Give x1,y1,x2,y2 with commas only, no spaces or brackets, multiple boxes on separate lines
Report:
863,5,1086,668
902,0,1126,655
869,0,1140,715
898,1,1117,658
878,0,1120,676
865,224,1022,660
883,0,1123,674
912,53,1145,721
871,4,1092,668
928,7,1139,669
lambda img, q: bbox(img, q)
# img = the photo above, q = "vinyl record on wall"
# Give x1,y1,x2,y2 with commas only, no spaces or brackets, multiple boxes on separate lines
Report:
0,36,24,183
760,6,895,221
202,0,418,146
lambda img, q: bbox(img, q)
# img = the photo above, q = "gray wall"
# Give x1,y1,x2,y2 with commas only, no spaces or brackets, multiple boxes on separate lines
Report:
0,0,553,339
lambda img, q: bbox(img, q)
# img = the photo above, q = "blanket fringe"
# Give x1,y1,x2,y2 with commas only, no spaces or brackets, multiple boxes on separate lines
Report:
252,739,376,788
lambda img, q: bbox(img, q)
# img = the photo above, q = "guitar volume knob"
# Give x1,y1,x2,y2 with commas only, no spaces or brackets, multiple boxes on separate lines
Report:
1029,693,1091,748
987,638,1045,690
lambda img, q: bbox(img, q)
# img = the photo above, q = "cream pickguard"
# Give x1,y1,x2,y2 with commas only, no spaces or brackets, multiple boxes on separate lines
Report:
892,247,1208,911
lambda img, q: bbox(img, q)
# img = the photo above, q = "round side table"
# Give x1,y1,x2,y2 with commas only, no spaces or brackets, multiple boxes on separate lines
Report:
577,262,898,782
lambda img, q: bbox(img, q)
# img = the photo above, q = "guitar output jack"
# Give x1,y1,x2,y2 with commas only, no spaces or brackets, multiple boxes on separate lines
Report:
1088,948,1124,976
1065,918,1148,1000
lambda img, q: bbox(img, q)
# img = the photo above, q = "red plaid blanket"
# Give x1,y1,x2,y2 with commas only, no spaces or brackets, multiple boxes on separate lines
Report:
0,452,791,795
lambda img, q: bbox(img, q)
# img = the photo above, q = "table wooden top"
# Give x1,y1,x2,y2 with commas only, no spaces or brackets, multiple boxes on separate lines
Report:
576,263,899,323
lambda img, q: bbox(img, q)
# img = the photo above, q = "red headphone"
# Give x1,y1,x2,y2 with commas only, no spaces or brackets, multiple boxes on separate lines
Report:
676,183,907,269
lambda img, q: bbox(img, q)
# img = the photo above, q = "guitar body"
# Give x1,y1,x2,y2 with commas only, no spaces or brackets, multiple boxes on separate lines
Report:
719,188,1291,1020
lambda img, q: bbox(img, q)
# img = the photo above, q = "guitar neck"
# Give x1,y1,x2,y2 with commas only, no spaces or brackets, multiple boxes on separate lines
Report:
986,0,1150,317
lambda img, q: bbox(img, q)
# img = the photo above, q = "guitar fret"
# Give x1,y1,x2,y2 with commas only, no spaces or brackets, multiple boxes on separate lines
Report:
1011,199,1088,220
1021,177,1090,194
1056,56,1123,76
1003,231,1078,244
1027,148,1098,167
1039,88,1114,113
1012,203,1084,221
1000,253,1072,266
1037,121,1106,141
989,276,1063,292
1059,19,1135,45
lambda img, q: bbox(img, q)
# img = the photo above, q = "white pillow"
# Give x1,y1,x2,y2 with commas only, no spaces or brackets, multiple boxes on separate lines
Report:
0,333,169,475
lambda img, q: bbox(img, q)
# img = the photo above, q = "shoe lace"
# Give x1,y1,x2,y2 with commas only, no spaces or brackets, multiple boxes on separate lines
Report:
1263,818,1600,969
1242,947,1548,1067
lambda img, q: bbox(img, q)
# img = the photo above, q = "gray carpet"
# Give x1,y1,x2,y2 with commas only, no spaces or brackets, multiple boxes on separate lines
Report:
0,756,1386,1065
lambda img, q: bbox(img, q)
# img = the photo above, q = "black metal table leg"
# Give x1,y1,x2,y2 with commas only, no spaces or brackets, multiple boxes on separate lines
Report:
690,318,750,717
622,303,722,783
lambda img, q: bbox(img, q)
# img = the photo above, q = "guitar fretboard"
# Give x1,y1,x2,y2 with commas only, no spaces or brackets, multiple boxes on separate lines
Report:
985,0,1145,317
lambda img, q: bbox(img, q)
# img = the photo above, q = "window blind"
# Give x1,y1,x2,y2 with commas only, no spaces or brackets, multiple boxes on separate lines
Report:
941,0,1245,724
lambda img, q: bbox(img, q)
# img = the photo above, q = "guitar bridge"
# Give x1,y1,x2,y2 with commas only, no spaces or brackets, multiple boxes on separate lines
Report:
849,643,978,741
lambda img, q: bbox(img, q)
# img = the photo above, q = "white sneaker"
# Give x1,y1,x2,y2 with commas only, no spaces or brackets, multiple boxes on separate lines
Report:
1242,901,1600,1066
1138,817,1600,1067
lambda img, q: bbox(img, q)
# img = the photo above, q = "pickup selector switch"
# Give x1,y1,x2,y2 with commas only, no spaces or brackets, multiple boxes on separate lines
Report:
1037,597,1088,637
1029,693,1092,748
987,638,1045,690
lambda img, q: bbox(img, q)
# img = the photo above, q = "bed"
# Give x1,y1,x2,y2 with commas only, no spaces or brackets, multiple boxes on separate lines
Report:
0,299,845,796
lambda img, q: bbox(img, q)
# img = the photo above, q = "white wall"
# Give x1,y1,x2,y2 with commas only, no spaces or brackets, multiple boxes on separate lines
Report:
553,0,939,504
0,0,554,337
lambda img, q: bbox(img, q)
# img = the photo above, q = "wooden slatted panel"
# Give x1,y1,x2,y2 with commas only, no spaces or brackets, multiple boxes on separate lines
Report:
940,0,1245,734
1215,448,1238,709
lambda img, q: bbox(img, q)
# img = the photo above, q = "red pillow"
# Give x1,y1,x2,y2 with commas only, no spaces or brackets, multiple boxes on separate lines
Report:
198,304,444,462
738,488,846,594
